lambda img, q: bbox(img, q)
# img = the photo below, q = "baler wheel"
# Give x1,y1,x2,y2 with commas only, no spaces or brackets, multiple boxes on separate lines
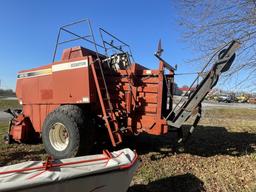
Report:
42,105,94,159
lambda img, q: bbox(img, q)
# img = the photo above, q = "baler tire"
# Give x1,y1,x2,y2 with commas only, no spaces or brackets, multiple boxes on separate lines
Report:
42,105,94,159
58,105,95,155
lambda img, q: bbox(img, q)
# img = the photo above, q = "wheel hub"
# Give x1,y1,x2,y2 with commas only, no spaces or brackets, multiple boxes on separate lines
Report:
49,122,69,151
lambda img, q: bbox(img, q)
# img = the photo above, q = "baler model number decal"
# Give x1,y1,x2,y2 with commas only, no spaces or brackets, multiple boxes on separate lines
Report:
17,60,88,79
17,68,52,79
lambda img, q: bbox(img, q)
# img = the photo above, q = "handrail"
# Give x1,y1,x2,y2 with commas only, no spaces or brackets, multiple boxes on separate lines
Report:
99,28,135,63
52,19,135,64
52,19,105,63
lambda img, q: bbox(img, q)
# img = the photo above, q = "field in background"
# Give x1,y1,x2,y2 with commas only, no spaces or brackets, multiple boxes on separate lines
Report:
0,99,20,110
0,102,255,191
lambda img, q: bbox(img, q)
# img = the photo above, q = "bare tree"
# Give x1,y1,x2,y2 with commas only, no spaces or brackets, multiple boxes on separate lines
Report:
175,0,256,91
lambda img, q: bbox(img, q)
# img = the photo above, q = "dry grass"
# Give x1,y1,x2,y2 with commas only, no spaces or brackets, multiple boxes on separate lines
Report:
129,108,256,192
0,122,46,166
0,108,255,191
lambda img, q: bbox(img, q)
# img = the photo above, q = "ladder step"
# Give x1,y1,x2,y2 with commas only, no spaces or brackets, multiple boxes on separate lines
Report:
112,127,128,133
113,133,122,145
119,126,128,131
115,141,122,145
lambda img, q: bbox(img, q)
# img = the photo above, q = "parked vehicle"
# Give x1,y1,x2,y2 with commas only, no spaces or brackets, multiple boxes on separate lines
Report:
217,94,233,103
235,94,249,103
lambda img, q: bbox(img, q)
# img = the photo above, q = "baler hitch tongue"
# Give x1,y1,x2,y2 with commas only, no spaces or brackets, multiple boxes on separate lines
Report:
167,40,240,130
4,109,22,118
4,109,16,117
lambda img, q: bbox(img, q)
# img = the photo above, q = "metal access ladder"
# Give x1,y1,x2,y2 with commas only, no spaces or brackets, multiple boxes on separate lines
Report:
90,29,124,147
91,27,135,147
91,60,122,146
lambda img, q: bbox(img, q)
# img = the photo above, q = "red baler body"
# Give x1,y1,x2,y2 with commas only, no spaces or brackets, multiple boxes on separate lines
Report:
14,46,173,143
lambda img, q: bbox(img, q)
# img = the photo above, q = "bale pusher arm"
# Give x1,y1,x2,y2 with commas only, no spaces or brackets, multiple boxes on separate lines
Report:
166,40,240,142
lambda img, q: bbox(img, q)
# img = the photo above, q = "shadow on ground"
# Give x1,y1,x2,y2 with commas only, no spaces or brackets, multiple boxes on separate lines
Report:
2,125,255,165
126,125,256,158
128,173,206,192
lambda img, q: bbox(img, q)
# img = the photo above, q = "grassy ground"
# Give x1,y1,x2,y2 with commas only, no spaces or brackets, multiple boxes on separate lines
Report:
129,108,256,192
0,107,255,191
0,99,20,110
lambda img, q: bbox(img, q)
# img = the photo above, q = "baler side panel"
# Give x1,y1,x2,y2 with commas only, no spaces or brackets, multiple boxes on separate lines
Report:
17,58,91,105
17,69,53,104
131,72,166,135
21,78,40,104
22,104,59,133
52,67,90,104
16,56,92,134
107,64,172,135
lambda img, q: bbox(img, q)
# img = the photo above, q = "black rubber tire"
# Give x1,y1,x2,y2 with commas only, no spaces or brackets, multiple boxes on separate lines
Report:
58,105,95,155
42,105,94,159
